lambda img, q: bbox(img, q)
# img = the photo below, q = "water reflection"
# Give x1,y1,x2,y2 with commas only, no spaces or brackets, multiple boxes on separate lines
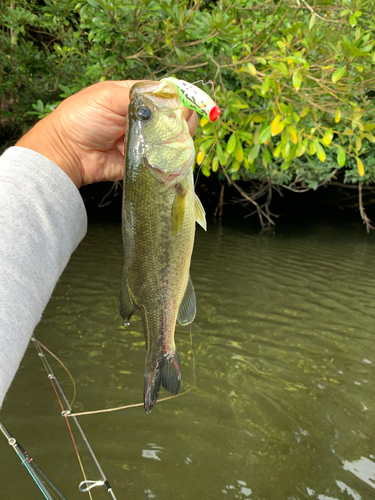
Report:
343,456,375,490
0,221,375,500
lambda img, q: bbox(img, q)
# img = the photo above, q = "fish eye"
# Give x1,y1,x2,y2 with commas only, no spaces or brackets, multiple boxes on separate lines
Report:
136,106,152,121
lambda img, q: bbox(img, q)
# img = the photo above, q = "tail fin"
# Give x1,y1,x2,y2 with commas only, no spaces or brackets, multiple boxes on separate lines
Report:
144,350,181,413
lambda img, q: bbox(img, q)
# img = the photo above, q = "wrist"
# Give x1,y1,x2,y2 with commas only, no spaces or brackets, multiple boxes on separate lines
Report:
16,115,83,189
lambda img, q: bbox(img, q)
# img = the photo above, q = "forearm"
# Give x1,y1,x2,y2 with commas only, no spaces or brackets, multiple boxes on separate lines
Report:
0,147,87,408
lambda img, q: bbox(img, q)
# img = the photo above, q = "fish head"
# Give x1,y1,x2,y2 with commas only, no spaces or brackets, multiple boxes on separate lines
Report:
128,81,195,177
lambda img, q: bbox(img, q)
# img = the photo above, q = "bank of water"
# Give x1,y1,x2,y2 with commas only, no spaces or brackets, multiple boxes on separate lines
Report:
1,219,374,500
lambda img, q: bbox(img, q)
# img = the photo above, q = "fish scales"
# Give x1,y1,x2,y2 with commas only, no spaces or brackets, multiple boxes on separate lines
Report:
120,81,205,413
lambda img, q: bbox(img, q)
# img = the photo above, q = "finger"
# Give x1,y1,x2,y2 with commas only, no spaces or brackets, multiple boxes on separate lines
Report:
93,80,143,117
186,109,198,137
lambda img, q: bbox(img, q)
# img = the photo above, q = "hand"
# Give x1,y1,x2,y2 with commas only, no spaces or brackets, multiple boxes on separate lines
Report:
16,81,198,189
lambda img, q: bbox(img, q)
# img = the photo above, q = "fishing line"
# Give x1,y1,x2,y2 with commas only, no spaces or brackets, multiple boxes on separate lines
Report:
35,325,197,419
193,79,220,189
32,337,117,500
0,422,66,500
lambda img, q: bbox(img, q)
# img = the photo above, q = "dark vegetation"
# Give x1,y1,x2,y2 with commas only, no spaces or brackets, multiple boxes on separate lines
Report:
1,0,375,229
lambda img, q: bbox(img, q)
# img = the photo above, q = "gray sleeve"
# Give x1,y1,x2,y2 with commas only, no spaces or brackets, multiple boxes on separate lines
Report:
0,146,87,407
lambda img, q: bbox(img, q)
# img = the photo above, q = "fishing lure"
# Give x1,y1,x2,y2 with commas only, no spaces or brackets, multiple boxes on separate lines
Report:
155,77,221,122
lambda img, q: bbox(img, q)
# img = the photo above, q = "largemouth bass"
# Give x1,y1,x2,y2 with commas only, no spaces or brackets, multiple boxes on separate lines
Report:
120,81,206,413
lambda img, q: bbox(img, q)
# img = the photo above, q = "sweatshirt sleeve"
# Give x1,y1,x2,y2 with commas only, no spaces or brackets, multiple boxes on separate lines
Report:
0,146,87,408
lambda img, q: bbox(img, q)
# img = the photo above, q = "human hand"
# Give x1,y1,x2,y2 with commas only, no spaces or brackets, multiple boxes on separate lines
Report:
16,81,198,189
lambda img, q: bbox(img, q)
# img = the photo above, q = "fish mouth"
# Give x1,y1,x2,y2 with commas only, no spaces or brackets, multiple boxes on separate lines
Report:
130,81,178,101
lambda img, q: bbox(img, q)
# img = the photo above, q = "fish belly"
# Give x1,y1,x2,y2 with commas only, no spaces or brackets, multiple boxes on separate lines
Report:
122,159,195,410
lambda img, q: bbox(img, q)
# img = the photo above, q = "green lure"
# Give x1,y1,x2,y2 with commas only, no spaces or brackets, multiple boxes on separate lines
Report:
156,77,221,122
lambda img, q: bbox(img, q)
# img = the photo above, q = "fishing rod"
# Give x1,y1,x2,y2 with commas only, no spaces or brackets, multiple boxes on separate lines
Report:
0,421,67,500
32,336,118,500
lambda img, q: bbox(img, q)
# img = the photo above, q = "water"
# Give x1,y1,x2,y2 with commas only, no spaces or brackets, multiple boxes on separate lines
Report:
1,220,375,500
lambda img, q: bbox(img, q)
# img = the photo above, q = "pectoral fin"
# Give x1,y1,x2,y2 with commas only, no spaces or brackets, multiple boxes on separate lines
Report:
171,184,187,236
177,276,196,326
194,193,207,231
119,266,136,323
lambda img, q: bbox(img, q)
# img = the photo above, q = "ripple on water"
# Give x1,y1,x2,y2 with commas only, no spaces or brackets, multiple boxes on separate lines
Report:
0,221,374,500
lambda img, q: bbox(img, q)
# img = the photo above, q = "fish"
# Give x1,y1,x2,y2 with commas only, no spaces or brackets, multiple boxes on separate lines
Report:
120,81,206,413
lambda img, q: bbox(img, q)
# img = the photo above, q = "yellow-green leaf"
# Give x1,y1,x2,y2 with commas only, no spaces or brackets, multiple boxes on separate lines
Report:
235,141,244,162
261,77,271,96
310,141,316,155
231,160,240,172
259,125,272,144
322,129,333,146
293,71,302,91
226,133,237,154
212,156,219,172
356,157,364,176
288,125,298,144
363,132,375,143
332,66,346,84
248,63,257,75
200,117,209,127
316,142,326,162
300,107,310,118
216,142,227,166
271,115,286,136
197,150,206,165
273,143,282,158
296,144,306,157
337,147,346,167
355,136,362,152
201,165,210,177
283,142,291,160
144,43,154,55
248,145,260,162
335,108,341,124
309,13,316,30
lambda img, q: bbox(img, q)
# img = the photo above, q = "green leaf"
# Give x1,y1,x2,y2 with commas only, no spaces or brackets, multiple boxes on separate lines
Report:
349,14,357,26
264,147,271,165
248,145,260,162
332,66,346,83
281,160,292,170
309,13,316,30
144,43,154,55
337,147,346,167
212,156,219,172
261,77,271,96
201,164,210,177
226,133,237,154
216,142,227,166
259,125,272,144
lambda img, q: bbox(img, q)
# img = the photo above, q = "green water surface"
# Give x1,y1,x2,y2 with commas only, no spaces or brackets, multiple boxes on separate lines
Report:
1,220,374,500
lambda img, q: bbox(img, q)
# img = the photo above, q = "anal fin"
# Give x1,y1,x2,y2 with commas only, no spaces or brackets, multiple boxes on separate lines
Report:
177,275,196,326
